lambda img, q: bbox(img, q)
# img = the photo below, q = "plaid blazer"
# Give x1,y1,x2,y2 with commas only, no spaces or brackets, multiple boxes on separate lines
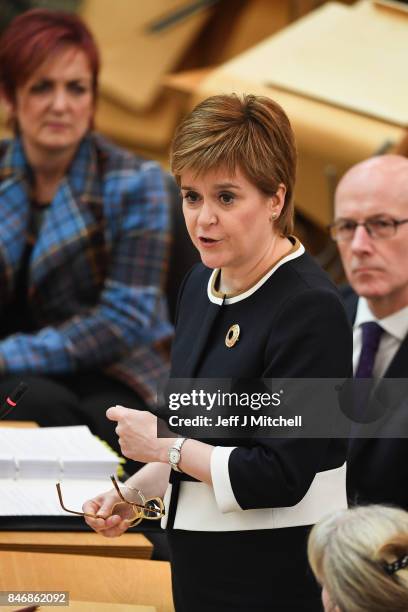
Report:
0,133,173,404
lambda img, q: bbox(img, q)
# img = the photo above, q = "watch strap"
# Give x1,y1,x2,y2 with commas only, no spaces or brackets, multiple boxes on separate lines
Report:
173,437,186,452
168,437,187,472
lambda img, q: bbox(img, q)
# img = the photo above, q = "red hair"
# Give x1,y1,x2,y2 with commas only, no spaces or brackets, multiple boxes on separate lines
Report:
0,9,100,103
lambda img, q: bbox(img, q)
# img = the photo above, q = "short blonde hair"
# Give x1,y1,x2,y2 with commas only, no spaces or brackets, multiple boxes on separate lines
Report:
170,93,297,236
308,505,408,612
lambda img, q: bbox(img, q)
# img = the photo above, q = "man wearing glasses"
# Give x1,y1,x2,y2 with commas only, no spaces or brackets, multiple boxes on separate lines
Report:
329,154,408,510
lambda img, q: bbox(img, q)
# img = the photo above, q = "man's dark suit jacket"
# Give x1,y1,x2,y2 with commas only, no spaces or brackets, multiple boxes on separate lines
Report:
342,286,408,510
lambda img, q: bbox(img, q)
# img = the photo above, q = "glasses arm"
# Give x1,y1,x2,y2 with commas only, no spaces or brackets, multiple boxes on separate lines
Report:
395,218,408,227
56,483,106,519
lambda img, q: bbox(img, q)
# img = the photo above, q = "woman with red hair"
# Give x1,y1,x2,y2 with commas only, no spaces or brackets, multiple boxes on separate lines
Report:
0,9,172,463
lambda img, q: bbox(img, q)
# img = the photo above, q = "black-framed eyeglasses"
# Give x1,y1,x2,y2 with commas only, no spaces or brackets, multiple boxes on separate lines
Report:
56,476,165,527
328,217,408,242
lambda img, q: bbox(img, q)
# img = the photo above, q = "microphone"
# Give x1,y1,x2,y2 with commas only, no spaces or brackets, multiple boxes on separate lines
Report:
0,381,28,419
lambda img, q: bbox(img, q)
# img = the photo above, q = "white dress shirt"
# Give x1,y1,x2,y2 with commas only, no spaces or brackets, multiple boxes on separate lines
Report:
353,298,408,378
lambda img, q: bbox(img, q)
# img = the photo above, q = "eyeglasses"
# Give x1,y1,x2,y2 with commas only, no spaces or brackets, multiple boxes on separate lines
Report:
56,476,165,527
328,217,408,242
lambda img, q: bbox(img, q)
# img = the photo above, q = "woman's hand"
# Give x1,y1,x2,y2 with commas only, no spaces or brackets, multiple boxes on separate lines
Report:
82,488,135,538
106,406,170,464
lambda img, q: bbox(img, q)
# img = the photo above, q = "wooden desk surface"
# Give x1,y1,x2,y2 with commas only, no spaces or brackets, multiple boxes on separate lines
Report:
0,551,174,612
0,601,155,612
0,421,38,428
0,531,153,559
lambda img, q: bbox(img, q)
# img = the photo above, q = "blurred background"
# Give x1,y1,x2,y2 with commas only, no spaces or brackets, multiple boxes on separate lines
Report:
1,0,407,282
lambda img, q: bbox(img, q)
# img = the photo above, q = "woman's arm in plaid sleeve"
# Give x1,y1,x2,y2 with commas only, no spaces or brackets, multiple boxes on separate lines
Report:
0,162,173,375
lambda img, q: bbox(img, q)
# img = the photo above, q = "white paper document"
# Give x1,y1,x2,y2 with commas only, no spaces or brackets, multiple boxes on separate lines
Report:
0,426,119,516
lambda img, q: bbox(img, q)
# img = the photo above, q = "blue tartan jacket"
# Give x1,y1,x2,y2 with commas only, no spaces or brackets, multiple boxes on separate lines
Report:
0,133,173,404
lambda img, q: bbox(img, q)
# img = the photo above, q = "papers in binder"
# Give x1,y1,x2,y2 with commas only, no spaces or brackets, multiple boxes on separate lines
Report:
0,426,119,517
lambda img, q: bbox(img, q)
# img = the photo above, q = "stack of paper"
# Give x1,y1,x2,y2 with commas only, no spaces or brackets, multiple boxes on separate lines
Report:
0,426,119,517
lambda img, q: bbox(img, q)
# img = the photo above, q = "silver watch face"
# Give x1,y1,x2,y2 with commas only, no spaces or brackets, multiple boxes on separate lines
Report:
169,448,181,464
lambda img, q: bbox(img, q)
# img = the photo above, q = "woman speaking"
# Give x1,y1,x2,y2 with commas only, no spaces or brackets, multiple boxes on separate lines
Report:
84,94,352,611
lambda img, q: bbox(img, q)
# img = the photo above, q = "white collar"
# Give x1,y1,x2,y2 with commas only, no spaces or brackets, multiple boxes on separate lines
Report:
207,241,305,305
354,297,408,341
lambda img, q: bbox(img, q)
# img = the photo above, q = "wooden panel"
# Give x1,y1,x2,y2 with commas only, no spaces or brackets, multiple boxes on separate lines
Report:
95,91,182,151
80,0,212,110
199,1,408,126
0,422,37,428
374,0,408,15
0,551,174,612
0,531,153,559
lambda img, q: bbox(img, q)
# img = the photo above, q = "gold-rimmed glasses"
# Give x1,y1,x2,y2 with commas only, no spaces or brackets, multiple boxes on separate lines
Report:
110,476,165,523
56,476,165,527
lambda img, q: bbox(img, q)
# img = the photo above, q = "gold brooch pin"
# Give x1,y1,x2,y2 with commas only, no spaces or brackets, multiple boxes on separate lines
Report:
225,324,240,348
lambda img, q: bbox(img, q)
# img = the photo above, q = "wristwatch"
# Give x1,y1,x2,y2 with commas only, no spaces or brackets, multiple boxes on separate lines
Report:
168,438,187,472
